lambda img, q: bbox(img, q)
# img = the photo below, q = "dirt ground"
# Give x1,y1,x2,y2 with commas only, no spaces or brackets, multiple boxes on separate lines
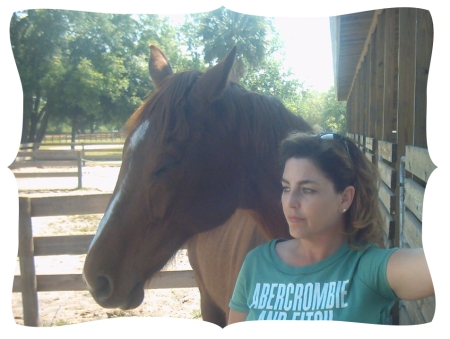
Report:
11,164,202,327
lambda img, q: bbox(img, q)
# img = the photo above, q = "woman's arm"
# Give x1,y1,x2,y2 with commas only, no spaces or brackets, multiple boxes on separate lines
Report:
228,309,248,325
386,248,434,300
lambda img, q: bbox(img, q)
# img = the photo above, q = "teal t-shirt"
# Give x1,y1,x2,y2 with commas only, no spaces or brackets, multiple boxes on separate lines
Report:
229,239,399,324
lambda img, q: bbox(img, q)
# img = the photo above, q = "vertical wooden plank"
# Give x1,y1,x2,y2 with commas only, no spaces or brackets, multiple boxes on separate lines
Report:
357,60,368,142
397,8,416,152
351,83,356,134
77,150,82,189
369,31,377,139
354,74,359,136
363,59,369,140
414,9,433,148
383,8,398,143
355,75,359,136
354,67,360,138
18,197,40,327
396,8,417,252
349,79,353,134
375,11,385,143
346,93,352,134
360,62,370,139
366,53,371,143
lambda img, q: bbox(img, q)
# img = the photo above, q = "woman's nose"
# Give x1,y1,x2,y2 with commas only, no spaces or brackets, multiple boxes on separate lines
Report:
287,192,300,209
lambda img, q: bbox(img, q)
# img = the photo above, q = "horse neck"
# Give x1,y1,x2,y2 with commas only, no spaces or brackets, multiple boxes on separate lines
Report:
235,101,311,240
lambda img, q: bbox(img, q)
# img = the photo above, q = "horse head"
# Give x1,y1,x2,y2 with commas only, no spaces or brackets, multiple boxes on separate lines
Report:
83,45,311,310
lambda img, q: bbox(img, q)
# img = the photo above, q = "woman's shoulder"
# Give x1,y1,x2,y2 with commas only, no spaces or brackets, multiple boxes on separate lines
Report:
353,242,399,266
246,238,286,259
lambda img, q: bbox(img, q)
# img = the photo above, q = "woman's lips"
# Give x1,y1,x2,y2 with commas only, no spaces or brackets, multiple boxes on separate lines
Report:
287,215,304,223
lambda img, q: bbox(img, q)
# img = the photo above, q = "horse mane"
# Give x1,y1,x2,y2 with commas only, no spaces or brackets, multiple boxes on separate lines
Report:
124,70,312,155
219,83,312,157
124,71,201,147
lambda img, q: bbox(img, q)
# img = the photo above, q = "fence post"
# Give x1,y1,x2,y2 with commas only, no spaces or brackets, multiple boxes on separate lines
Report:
77,150,83,189
18,197,40,326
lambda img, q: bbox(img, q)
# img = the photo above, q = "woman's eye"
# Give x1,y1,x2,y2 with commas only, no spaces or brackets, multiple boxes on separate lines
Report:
302,188,314,194
282,186,290,193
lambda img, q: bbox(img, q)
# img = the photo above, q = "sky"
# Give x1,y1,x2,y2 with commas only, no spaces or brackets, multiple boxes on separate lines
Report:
273,17,334,91
166,14,334,92
1,1,449,339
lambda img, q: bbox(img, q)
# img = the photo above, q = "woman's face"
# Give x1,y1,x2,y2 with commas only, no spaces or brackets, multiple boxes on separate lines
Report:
281,157,349,241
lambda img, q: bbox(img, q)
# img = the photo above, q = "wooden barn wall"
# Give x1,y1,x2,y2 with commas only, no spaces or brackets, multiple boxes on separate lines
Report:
344,8,435,325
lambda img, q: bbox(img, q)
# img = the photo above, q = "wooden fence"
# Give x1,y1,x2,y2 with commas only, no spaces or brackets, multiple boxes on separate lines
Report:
18,142,124,161
10,143,125,189
14,193,197,327
398,146,436,324
348,134,436,324
42,132,125,144
10,150,83,189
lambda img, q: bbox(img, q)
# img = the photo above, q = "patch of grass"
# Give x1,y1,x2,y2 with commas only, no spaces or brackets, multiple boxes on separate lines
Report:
42,319,73,327
106,310,137,318
191,309,202,319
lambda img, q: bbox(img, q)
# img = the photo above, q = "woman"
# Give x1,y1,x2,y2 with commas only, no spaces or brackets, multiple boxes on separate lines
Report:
228,132,434,324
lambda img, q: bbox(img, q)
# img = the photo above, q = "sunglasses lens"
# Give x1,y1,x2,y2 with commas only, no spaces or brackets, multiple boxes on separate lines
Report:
319,133,352,164
320,133,341,140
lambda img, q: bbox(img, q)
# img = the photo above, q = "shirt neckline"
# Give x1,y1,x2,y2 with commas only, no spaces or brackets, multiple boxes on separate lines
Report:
268,238,351,275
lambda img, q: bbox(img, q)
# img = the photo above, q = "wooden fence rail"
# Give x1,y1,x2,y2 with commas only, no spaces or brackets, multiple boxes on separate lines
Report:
42,132,125,144
14,193,196,327
10,150,83,189
350,134,436,324
17,143,124,161
398,146,436,324
21,141,125,149
10,145,125,189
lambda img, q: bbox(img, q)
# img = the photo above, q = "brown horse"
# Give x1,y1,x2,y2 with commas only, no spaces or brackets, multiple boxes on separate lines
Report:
82,45,312,327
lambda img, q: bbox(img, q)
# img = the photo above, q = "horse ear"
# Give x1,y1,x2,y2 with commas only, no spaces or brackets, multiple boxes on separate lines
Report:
192,45,237,103
149,45,173,89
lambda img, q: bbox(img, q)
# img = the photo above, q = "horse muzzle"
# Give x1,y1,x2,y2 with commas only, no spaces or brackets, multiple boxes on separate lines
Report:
82,268,145,310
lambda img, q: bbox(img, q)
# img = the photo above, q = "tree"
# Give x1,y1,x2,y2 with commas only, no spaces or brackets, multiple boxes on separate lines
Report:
320,87,347,133
10,10,68,143
10,10,183,143
293,87,347,133
53,11,132,140
180,7,274,80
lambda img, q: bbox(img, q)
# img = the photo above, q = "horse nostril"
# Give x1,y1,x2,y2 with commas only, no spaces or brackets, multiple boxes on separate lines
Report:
95,274,114,301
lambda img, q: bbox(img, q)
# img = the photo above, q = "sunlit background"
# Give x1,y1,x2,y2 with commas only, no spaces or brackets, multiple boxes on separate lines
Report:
2,1,448,338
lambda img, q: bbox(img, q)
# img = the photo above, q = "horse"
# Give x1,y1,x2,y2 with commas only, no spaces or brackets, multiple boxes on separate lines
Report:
82,44,312,328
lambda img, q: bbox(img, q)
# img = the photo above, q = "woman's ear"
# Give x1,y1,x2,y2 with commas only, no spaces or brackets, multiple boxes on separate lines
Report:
341,186,355,211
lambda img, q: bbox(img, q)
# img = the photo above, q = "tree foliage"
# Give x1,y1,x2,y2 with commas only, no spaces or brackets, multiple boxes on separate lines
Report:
296,87,347,133
11,10,171,142
181,8,273,79
10,8,346,144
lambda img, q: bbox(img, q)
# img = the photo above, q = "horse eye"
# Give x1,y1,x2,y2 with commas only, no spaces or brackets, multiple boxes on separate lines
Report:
152,159,180,177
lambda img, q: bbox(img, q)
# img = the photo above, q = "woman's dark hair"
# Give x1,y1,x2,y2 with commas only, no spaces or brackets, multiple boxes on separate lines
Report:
279,132,386,248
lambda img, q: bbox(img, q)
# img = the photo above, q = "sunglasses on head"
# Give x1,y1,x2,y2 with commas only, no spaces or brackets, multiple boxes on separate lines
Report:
318,133,352,165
